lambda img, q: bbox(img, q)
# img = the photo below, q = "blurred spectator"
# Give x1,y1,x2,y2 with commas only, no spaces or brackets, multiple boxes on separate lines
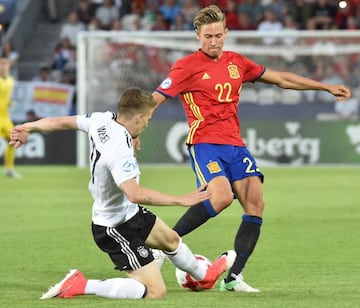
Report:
121,2,142,30
334,96,359,120
281,15,299,46
334,2,356,29
151,10,169,31
26,110,41,122
1,40,19,79
110,18,122,30
46,0,59,22
119,0,132,17
317,65,344,103
289,0,314,30
309,0,337,30
345,15,358,30
52,38,74,71
181,0,200,30
60,11,86,47
238,0,264,27
0,0,16,31
237,12,257,30
257,8,284,45
264,0,289,21
353,5,360,28
224,0,240,30
95,0,119,30
32,66,58,82
76,0,95,26
159,0,182,29
198,0,218,7
279,15,299,62
88,16,101,30
170,13,186,30
141,2,158,30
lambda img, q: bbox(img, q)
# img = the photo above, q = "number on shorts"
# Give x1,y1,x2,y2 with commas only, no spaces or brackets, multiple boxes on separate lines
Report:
243,157,259,173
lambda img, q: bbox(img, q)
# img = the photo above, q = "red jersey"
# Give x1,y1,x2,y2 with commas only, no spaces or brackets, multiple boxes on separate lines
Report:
156,50,265,146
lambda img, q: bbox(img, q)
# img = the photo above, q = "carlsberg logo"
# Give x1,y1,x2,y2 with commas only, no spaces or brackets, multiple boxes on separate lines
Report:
166,121,320,164
244,122,320,164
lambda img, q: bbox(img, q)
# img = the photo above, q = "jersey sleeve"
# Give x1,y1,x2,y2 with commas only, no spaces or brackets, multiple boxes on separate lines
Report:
156,59,192,98
76,113,92,133
240,56,266,83
76,112,115,133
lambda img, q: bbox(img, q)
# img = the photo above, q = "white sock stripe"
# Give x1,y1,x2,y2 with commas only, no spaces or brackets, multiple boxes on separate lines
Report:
106,227,141,269
164,237,182,255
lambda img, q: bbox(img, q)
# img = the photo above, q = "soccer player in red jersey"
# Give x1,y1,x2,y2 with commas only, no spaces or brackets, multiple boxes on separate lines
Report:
152,5,351,292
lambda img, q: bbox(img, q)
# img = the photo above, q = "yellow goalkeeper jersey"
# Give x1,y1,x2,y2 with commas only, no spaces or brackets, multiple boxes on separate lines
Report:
0,75,14,118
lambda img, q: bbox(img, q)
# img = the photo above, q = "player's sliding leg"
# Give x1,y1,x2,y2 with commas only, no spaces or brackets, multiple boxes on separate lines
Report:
40,269,147,299
165,238,234,289
165,238,207,281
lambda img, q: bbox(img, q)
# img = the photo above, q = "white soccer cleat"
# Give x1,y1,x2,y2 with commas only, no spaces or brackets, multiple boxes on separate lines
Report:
219,273,260,293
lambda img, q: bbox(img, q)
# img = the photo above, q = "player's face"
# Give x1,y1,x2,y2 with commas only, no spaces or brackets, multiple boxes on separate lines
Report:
135,112,152,137
196,22,228,60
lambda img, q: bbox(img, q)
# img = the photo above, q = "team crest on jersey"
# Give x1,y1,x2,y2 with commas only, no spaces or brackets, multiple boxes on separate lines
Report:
160,77,172,89
228,64,240,79
137,246,149,258
207,161,222,174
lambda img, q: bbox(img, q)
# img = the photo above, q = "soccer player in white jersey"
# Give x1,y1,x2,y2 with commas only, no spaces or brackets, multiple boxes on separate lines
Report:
10,87,231,300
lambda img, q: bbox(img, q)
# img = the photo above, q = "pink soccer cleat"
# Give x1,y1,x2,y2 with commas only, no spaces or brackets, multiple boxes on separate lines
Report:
40,269,87,299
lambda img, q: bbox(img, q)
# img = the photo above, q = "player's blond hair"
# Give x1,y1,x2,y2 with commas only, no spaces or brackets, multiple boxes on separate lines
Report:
193,5,226,31
117,87,156,118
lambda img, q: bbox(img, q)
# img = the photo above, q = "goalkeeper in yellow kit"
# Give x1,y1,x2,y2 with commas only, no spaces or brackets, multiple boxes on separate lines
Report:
0,57,21,178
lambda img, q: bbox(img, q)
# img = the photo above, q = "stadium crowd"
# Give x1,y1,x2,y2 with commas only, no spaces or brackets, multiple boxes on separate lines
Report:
61,0,360,33
2,0,359,118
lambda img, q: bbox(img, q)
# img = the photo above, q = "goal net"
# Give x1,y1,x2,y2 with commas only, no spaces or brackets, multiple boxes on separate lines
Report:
76,30,360,167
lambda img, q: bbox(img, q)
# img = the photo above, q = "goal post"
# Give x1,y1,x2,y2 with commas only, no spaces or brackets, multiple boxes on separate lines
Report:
76,30,360,167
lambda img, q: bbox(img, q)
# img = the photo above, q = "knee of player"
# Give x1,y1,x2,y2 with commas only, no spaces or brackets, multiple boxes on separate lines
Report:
212,194,234,211
145,285,167,299
159,229,180,252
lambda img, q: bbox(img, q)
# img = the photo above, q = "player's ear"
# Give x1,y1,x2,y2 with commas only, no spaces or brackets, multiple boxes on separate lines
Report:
135,113,143,124
195,29,201,40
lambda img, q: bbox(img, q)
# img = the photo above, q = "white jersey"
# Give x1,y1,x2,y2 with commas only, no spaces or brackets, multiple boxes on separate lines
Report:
77,111,140,227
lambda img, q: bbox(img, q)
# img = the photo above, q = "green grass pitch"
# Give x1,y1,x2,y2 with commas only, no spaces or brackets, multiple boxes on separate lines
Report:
1,165,359,307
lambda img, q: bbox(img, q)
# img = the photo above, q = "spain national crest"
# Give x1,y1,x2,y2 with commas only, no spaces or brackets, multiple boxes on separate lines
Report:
206,161,222,174
228,64,240,79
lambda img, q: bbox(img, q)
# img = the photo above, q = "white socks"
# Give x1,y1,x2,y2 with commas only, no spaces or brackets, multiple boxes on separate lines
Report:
85,278,146,299
165,238,207,280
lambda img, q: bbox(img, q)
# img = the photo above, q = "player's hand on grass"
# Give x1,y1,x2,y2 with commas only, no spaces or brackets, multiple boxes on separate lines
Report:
181,184,211,206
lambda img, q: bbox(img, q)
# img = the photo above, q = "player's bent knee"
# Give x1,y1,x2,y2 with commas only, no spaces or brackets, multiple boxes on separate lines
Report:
212,195,234,212
160,229,180,252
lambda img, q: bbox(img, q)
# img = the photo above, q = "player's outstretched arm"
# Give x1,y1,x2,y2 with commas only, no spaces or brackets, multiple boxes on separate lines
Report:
9,116,78,148
120,180,211,207
259,69,351,101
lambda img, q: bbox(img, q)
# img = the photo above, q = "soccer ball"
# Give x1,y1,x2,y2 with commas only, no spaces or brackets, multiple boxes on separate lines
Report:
175,254,212,292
